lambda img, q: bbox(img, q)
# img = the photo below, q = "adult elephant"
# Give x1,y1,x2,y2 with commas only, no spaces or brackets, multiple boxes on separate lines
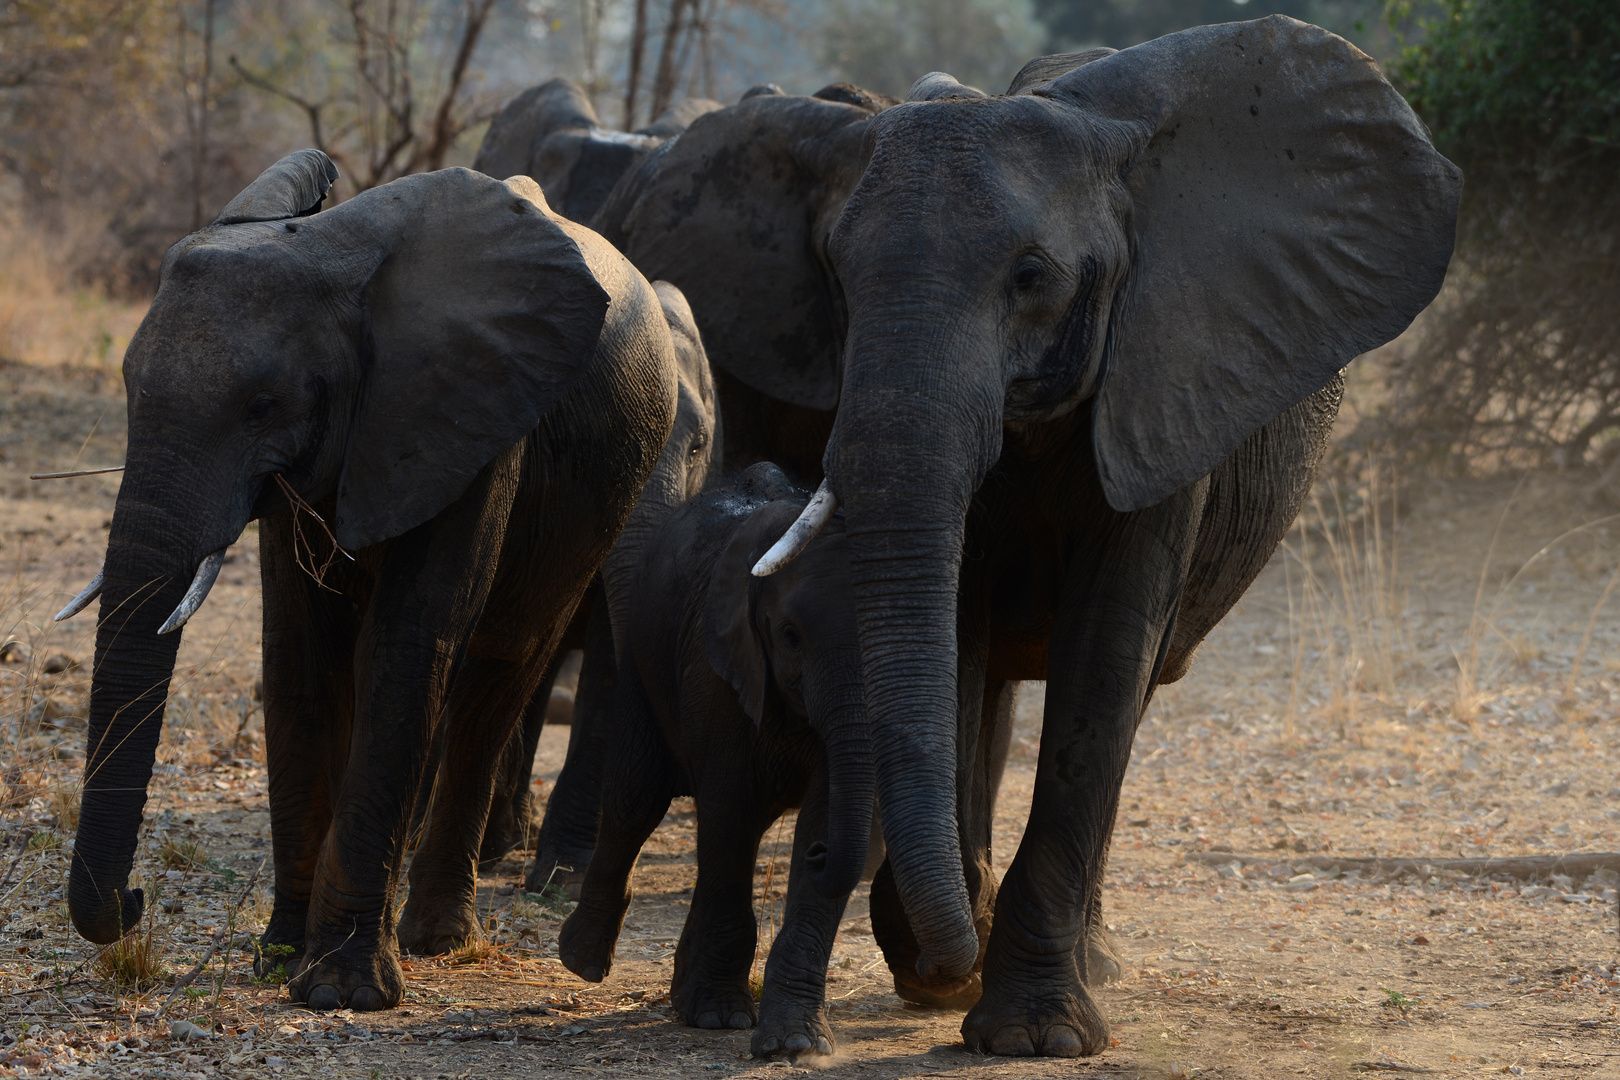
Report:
594,16,1460,1055
474,78,722,226
57,152,679,1012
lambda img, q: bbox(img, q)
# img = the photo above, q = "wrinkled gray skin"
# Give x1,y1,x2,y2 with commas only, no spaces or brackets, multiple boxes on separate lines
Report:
558,464,876,1060
474,78,722,226
592,17,1460,1055
402,280,720,954
64,155,679,1014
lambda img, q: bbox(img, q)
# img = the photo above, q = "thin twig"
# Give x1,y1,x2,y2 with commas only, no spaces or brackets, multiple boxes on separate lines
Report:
30,466,124,480
273,474,353,592
154,856,265,1020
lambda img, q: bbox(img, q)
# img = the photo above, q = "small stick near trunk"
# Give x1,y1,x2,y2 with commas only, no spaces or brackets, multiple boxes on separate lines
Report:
30,466,125,480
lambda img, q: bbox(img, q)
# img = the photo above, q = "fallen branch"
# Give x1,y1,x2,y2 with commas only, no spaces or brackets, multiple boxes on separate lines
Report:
1184,851,1620,880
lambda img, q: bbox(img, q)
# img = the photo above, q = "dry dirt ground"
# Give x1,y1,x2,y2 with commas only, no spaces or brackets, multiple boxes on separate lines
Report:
4,352,1620,1078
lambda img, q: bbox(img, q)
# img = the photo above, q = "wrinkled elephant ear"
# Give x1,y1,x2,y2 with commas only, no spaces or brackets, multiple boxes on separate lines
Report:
330,168,609,550
1043,15,1461,512
610,93,882,410
1005,49,1116,95
215,149,339,224
704,497,802,725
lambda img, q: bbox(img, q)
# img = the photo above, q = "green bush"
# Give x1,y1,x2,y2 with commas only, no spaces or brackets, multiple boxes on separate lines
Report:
1379,0,1620,471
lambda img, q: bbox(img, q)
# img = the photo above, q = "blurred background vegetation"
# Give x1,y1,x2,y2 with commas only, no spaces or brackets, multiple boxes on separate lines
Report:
0,0,1615,481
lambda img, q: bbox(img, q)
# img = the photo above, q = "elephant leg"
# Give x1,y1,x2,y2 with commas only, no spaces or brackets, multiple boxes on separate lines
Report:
478,652,563,868
530,592,615,896
291,454,519,1013
257,512,359,977
1085,836,1123,985
671,786,772,1032
752,769,847,1060
873,672,1010,1011
396,648,553,956
963,490,1201,1058
556,673,676,984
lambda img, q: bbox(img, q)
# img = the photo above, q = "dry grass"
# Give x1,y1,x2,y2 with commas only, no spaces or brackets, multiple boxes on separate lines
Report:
94,921,169,992
0,215,145,372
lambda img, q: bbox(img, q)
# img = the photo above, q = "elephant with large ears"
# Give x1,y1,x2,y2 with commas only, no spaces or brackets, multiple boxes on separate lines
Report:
60,151,679,1012
558,463,876,1059
596,16,1460,1055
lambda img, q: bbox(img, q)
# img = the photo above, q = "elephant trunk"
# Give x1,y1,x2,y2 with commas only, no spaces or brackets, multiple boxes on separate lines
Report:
823,295,1004,988
803,653,875,900
69,478,203,943
600,426,689,659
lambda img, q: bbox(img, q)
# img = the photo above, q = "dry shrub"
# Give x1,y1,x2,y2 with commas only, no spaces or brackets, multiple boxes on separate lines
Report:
96,924,169,992
1282,465,1409,738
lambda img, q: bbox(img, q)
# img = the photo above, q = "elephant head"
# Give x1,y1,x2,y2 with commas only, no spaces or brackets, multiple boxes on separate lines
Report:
474,78,722,226
62,152,632,944
750,18,1458,983
705,492,873,900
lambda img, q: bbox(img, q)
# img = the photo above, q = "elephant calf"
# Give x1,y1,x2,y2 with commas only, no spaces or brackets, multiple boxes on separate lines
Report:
558,463,874,1060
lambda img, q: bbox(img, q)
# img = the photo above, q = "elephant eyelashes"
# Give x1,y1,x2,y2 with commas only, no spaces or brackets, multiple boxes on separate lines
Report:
1011,261,1044,290
245,393,278,424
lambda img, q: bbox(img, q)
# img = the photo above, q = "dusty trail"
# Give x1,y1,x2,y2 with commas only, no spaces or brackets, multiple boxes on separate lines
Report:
3,355,1620,1077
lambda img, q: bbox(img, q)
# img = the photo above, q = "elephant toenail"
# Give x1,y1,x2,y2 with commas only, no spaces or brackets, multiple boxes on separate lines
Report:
579,966,604,983
758,1037,781,1055
1042,1024,1084,1057
785,1034,812,1052
306,985,341,1012
727,1011,752,1030
964,1030,988,1055
988,1027,1036,1056
816,1037,833,1056
696,1011,721,1029
348,985,388,1012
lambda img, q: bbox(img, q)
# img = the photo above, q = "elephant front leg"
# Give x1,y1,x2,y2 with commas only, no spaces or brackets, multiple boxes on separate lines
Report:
292,459,517,1012
257,513,359,978
962,493,1200,1057
753,769,848,1060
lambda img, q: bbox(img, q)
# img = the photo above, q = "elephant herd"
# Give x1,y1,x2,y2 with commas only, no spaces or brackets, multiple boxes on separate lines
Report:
57,16,1460,1060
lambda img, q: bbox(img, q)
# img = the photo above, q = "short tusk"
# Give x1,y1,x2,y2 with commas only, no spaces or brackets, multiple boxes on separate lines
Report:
157,549,226,635
54,570,104,622
752,479,838,577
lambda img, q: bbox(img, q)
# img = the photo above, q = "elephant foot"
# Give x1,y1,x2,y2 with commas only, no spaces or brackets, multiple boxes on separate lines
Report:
396,897,477,957
960,978,1109,1058
1086,925,1123,986
289,931,405,1012
557,895,628,982
752,994,834,1059
255,903,307,981
526,853,590,900
675,981,756,1031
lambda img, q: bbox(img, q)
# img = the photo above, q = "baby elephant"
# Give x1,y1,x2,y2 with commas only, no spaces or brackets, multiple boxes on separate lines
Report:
559,463,874,1059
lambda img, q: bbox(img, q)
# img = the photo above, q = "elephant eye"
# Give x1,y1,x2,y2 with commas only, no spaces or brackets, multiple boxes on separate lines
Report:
780,622,802,649
1012,259,1045,291
245,392,277,423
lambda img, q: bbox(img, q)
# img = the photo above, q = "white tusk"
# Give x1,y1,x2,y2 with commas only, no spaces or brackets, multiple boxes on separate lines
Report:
752,479,838,577
54,570,104,622
157,550,226,635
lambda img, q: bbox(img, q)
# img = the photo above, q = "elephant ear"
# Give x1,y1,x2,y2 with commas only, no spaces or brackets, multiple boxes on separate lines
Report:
1043,15,1461,512
1005,49,1116,95
906,72,987,101
214,149,338,224
613,93,881,410
704,496,802,726
331,168,609,550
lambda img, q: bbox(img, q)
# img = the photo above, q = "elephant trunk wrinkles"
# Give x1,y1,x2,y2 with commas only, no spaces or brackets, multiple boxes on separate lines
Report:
804,658,875,900
69,473,204,943
827,307,1003,986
